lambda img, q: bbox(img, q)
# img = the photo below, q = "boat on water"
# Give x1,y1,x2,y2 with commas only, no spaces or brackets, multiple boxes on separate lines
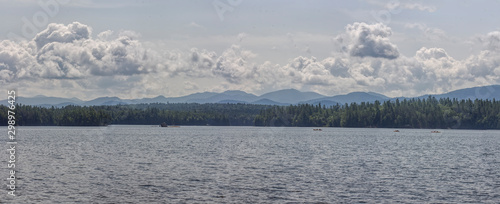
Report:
394,130,400,132
431,130,441,133
160,122,180,128
313,129,322,131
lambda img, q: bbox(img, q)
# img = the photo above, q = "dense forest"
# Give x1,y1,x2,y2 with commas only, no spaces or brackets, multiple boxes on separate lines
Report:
1,97,500,129
0,103,269,126
255,97,500,129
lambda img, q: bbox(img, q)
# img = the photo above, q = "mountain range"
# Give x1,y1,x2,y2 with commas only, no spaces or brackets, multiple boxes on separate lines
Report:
3,85,500,107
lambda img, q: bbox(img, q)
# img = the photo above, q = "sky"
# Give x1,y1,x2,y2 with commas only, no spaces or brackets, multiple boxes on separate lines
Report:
1,0,500,100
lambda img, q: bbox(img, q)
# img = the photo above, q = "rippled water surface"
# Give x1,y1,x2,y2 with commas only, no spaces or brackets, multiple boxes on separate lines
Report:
2,126,500,203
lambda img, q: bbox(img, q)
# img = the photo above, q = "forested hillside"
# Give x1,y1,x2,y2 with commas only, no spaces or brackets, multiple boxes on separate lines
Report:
1,97,500,129
255,97,500,129
0,103,269,126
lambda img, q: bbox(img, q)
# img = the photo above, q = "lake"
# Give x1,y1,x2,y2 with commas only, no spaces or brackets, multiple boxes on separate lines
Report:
2,126,500,203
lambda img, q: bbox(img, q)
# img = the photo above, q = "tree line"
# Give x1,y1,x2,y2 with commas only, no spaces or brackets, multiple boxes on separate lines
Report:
1,97,500,129
255,97,500,129
0,103,268,126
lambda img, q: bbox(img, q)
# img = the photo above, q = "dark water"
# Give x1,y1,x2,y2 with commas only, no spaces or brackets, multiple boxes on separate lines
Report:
2,126,500,203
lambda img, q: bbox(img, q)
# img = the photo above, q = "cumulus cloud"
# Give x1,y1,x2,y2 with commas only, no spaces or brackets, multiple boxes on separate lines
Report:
285,56,333,85
0,22,159,81
0,40,38,80
34,22,91,49
462,32,500,81
0,65,14,83
339,22,400,59
416,47,449,60
184,81,198,90
184,48,217,77
212,45,257,84
262,41,499,97
465,51,500,79
481,31,500,51
322,57,349,78
2,21,500,99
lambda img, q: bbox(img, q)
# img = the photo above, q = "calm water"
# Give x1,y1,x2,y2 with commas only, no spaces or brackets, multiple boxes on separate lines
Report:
2,126,500,203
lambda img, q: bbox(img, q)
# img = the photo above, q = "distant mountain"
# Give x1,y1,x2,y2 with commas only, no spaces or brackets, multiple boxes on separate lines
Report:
82,97,125,106
251,98,290,106
367,92,391,100
100,100,128,106
165,92,219,103
4,85,500,107
8,96,83,106
47,102,80,108
217,100,248,104
190,90,259,103
258,89,325,104
431,85,500,100
335,92,389,104
388,85,500,102
128,95,169,104
310,92,389,104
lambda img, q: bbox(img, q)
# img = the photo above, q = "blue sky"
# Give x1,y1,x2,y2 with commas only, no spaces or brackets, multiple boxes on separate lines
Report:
1,0,500,100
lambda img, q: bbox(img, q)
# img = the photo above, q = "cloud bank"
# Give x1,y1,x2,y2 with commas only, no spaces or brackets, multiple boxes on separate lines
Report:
1,22,158,81
1,22,500,99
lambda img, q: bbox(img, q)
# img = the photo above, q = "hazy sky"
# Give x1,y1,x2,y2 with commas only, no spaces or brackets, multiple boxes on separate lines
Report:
1,0,500,100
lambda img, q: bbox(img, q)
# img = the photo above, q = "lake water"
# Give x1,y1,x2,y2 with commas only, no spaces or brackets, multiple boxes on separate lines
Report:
2,126,500,203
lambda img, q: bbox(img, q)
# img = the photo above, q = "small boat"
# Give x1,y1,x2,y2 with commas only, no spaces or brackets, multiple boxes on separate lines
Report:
313,129,322,131
160,122,180,127
431,130,440,133
394,130,400,132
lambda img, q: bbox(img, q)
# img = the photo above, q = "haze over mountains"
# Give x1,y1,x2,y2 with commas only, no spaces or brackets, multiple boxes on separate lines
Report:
4,85,500,107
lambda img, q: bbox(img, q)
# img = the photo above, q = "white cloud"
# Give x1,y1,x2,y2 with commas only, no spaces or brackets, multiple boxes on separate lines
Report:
1,22,160,81
186,22,204,29
34,22,91,49
0,40,38,80
481,31,500,51
405,23,449,42
184,81,198,91
2,22,500,99
212,45,257,84
339,22,400,59
367,0,436,13
416,47,449,60
388,2,436,12
237,33,247,42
